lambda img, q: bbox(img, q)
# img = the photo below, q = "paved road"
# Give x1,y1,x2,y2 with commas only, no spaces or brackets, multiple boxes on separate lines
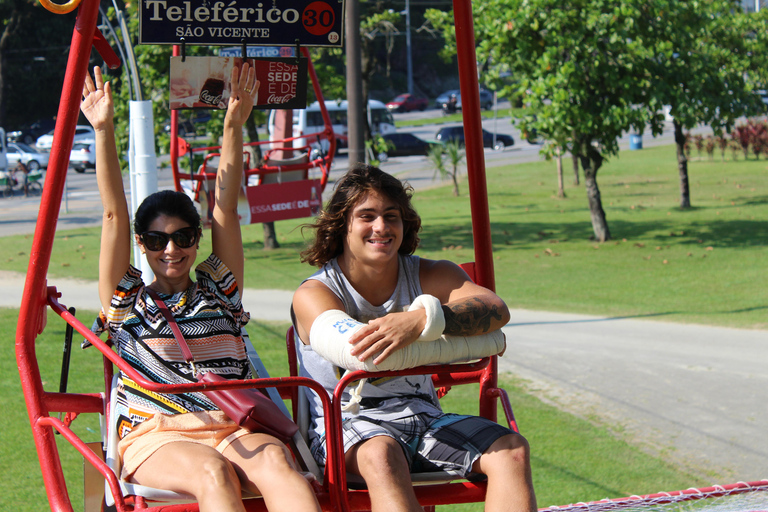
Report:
500,310,767,483
5,115,762,486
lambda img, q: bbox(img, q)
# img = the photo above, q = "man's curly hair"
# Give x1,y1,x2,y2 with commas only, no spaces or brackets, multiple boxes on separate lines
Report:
300,163,421,267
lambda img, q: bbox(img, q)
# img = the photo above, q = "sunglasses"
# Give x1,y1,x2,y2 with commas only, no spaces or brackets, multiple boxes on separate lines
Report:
140,227,198,251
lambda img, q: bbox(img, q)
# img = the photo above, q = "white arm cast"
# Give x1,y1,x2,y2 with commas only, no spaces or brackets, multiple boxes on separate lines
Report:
309,309,506,372
408,294,446,341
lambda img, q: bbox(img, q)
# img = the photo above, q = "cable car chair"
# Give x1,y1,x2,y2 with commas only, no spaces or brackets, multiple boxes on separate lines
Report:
16,0,512,509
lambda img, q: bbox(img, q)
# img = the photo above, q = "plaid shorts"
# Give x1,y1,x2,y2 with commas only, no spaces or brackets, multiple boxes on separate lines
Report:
310,410,513,479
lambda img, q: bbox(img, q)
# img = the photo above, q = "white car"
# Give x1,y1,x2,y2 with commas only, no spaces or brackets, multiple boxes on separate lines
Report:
36,125,95,151
69,139,96,172
6,142,50,171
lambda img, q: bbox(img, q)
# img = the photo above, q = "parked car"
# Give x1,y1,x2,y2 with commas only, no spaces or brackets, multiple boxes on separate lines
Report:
6,142,50,170
435,125,514,150
380,133,438,157
36,125,95,150
68,139,96,172
434,88,495,111
385,93,429,113
164,110,213,137
7,119,56,145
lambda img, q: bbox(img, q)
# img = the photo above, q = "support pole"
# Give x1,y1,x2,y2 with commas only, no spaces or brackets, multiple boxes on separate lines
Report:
405,0,413,95
454,0,494,293
129,101,158,282
16,0,101,508
454,0,497,422
345,0,365,166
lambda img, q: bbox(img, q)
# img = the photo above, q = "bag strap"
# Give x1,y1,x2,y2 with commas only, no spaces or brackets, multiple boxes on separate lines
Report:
145,287,196,369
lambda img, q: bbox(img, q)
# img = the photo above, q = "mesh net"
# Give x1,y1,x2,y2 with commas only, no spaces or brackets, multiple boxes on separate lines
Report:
543,481,768,512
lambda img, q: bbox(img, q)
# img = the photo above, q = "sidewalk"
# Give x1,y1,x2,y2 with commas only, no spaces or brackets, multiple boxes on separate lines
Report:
0,270,294,322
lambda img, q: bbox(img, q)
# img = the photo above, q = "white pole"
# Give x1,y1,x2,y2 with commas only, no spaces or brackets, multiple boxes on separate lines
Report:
129,100,158,284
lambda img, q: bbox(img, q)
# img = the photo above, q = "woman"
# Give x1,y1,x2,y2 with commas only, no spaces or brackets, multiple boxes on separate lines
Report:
82,64,320,512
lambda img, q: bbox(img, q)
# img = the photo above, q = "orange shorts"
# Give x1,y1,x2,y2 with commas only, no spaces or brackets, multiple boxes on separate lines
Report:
118,410,251,479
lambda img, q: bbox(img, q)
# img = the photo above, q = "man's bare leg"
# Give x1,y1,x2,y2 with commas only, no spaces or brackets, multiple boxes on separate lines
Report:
472,433,537,512
346,436,424,512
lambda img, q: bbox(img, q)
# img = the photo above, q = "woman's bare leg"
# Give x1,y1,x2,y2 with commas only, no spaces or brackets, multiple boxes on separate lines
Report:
222,432,322,512
131,441,245,512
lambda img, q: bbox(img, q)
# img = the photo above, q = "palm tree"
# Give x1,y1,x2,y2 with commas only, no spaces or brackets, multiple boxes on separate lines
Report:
428,141,465,196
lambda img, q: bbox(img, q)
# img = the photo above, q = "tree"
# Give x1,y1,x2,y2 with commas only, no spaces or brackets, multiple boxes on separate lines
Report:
549,145,566,199
365,133,394,166
430,0,767,241
0,0,77,129
428,141,464,197
483,1,680,240
648,1,768,209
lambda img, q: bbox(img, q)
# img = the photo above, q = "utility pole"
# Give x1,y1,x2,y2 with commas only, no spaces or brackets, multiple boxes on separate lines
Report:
346,0,365,166
404,0,413,95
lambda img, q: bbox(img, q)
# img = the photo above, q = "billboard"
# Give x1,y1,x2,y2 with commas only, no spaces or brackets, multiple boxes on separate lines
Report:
170,56,307,110
140,0,344,47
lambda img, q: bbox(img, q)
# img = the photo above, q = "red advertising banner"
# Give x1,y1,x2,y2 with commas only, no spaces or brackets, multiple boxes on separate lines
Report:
240,179,322,224
170,56,307,110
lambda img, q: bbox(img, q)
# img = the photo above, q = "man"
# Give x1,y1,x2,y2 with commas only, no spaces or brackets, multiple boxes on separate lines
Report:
14,161,29,197
292,164,536,512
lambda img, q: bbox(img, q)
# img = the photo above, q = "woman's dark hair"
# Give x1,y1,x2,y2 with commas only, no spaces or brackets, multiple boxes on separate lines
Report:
133,190,202,235
301,163,421,267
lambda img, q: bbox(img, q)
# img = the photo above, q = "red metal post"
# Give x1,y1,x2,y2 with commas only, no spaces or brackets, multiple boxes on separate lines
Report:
453,0,495,293
453,0,499,422
15,0,101,509
170,45,184,192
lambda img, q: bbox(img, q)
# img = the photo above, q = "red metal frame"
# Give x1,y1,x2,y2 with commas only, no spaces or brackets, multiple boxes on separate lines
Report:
15,0,500,510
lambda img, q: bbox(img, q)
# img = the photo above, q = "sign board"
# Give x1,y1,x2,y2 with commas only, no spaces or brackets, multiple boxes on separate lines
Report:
198,179,321,226
220,46,296,58
170,56,307,110
240,179,322,224
140,0,344,47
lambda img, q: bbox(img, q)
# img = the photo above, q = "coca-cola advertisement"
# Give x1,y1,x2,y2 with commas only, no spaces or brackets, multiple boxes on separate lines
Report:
170,56,308,110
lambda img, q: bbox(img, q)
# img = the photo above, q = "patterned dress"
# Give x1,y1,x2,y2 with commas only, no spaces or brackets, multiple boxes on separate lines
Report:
95,254,250,440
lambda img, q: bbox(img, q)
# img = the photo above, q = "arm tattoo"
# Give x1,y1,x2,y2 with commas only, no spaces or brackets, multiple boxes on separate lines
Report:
442,297,504,336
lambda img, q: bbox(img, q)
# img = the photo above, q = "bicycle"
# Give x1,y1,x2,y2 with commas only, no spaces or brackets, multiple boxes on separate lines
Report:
0,168,43,197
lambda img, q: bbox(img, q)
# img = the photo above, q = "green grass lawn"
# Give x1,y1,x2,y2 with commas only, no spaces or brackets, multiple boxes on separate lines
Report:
393,107,527,130
3,144,765,328
3,309,704,512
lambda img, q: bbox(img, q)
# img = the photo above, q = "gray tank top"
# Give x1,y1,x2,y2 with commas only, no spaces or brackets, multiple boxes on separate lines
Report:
296,254,441,436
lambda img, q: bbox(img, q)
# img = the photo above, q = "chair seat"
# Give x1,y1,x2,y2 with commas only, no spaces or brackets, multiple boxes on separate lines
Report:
344,469,467,490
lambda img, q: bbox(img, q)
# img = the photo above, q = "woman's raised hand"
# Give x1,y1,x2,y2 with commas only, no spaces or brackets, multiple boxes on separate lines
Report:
80,66,114,132
224,62,260,127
